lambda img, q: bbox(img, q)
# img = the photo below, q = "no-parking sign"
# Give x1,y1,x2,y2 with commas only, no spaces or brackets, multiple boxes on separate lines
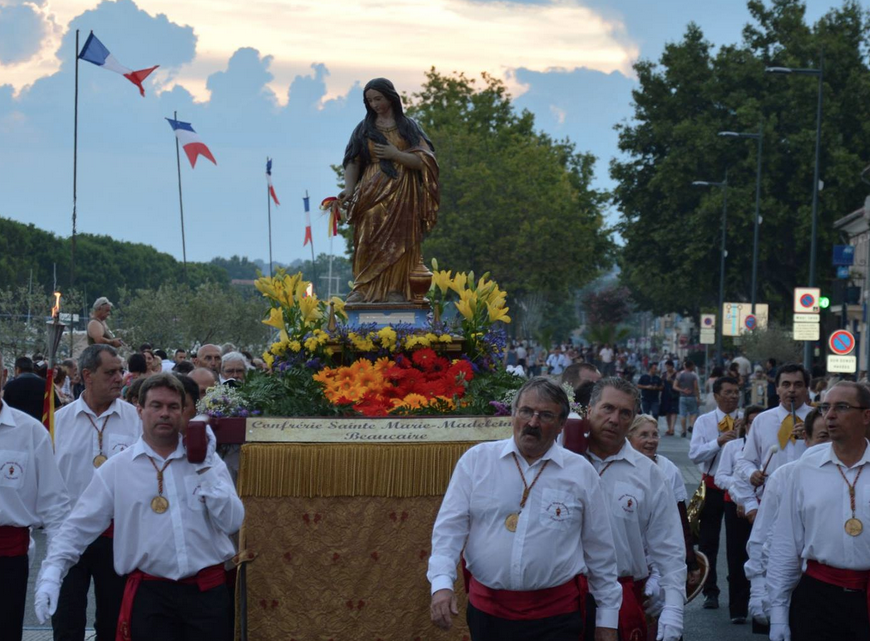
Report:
794,287,821,314
829,329,856,356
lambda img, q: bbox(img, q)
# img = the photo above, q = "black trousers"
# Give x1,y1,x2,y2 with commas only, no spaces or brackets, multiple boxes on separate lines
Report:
53,536,126,641
467,601,584,641
0,554,28,641
723,501,751,618
698,484,725,596
130,580,232,641
790,574,870,641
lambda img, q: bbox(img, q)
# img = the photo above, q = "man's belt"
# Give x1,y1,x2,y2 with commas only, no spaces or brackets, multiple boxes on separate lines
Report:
116,563,226,641
0,525,29,557
618,576,647,641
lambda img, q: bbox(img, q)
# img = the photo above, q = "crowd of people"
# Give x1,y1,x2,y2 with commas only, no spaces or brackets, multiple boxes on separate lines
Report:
1,296,868,641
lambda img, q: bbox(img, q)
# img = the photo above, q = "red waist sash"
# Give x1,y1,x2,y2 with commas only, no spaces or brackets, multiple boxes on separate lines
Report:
618,576,647,641
101,521,114,538
806,561,870,630
0,525,29,557
116,563,226,641
467,574,588,623
702,474,720,491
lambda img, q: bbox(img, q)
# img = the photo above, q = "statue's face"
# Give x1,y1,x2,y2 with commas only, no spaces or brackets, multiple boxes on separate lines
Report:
365,89,391,116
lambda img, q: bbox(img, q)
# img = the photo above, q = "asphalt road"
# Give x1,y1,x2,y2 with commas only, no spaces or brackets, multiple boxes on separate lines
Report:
21,417,761,640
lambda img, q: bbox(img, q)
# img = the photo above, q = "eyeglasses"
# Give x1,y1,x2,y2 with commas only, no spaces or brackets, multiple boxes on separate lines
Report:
516,407,559,425
817,403,869,414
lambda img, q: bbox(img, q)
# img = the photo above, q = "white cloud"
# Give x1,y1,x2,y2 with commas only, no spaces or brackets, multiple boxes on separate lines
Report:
2,0,638,102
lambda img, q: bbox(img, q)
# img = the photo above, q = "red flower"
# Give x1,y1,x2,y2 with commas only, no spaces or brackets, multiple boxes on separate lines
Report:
411,348,438,371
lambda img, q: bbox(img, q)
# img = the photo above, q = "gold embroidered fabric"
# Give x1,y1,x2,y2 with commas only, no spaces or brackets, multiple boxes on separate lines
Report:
237,443,473,640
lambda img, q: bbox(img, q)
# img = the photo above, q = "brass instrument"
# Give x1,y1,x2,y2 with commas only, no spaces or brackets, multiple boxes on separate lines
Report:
686,479,706,539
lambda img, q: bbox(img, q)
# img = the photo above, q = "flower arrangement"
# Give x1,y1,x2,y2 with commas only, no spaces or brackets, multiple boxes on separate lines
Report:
238,263,522,418
196,385,256,418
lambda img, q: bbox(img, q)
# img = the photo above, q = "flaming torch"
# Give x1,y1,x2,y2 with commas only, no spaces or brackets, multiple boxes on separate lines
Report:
42,292,66,441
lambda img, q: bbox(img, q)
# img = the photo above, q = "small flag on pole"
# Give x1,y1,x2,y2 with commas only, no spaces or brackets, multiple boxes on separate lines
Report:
78,32,159,97
266,158,280,206
166,118,217,168
320,197,343,237
41,368,55,442
303,195,313,246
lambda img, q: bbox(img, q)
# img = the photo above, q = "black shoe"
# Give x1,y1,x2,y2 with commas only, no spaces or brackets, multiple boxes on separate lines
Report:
731,616,746,624
703,594,719,609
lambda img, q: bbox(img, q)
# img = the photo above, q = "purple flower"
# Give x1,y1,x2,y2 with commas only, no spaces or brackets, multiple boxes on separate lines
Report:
489,401,511,416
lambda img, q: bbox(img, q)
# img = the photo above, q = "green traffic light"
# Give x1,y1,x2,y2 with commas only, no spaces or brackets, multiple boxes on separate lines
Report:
820,296,830,309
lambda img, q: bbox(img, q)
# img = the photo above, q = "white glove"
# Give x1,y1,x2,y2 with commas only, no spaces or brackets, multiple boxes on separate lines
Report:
643,575,664,617
769,623,791,641
749,576,770,621
656,604,682,641
34,565,62,624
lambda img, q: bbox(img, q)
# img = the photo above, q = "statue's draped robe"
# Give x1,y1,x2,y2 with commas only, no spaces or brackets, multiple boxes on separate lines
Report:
348,127,439,302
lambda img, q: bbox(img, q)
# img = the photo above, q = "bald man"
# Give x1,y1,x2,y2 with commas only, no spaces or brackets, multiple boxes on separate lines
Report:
194,345,221,376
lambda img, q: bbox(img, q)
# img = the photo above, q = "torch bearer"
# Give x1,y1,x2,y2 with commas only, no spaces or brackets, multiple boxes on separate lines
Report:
42,292,66,441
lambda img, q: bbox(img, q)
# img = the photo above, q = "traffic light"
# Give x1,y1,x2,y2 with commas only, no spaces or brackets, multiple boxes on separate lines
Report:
820,296,831,309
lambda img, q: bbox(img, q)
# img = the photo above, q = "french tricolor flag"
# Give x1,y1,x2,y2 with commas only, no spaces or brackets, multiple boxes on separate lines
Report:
266,158,280,206
166,118,217,168
303,195,313,246
78,32,158,97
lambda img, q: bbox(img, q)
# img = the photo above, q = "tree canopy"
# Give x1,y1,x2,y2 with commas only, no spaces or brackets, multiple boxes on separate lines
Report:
612,0,870,321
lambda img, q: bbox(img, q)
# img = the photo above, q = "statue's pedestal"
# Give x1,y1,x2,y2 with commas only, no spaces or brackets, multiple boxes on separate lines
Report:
344,301,430,329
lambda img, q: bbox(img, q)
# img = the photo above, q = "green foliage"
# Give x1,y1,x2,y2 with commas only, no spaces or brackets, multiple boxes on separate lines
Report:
460,367,525,415
0,217,227,302
239,368,351,417
408,69,614,304
119,282,270,351
612,0,870,322
739,322,802,363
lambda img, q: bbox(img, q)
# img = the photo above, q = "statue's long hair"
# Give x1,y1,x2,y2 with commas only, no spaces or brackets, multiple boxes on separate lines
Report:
342,78,433,179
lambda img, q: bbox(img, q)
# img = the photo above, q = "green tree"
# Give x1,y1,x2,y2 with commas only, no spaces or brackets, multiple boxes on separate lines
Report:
612,0,870,322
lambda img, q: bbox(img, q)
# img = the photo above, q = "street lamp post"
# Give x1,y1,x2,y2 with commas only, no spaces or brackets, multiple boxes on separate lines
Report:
718,123,763,314
693,173,728,366
767,54,824,371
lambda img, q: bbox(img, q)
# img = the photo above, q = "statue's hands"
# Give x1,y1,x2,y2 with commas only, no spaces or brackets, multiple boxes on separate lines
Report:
338,188,351,204
373,141,399,160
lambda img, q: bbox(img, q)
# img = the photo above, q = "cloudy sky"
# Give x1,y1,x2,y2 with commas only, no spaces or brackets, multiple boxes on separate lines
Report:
0,0,835,267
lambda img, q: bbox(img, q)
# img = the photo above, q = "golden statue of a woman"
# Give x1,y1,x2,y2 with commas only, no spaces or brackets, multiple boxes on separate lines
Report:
338,78,440,304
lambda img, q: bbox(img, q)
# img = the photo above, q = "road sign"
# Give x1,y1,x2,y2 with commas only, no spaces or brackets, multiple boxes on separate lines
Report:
827,354,857,374
793,314,820,323
833,245,855,266
701,314,716,329
837,266,851,279
723,303,769,337
700,329,715,345
829,329,856,355
794,287,821,314
744,314,757,331
793,323,820,341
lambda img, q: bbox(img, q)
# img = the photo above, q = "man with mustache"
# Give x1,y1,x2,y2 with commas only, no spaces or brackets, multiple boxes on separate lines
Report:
429,376,622,640
51,344,142,641
766,381,870,641
584,377,686,641
735,364,812,518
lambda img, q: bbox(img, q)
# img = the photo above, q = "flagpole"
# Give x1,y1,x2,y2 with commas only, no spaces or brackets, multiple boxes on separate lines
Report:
267,157,273,277
306,190,317,288
70,29,79,357
174,110,188,283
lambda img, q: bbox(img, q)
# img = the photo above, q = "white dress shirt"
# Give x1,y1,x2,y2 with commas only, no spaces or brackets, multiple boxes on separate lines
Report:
587,441,687,609
54,396,142,503
766,441,870,625
743,460,798,581
689,408,742,478
713,437,745,497
656,454,687,503
0,402,70,538
736,403,811,500
428,438,623,628
41,435,243,581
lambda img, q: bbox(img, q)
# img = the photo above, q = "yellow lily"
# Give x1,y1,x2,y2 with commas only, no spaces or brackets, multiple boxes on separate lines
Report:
298,295,322,324
455,298,475,321
330,296,347,319
431,270,453,295
262,307,285,330
487,302,511,324
255,276,281,301
449,272,468,295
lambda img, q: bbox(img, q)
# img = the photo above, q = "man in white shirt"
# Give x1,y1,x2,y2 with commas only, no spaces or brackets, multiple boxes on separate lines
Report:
36,373,243,641
766,381,870,641
0,351,71,641
736,364,812,512
585,377,686,641
688,375,742,611
51,344,143,641
546,347,571,377
428,377,622,641
599,345,615,376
